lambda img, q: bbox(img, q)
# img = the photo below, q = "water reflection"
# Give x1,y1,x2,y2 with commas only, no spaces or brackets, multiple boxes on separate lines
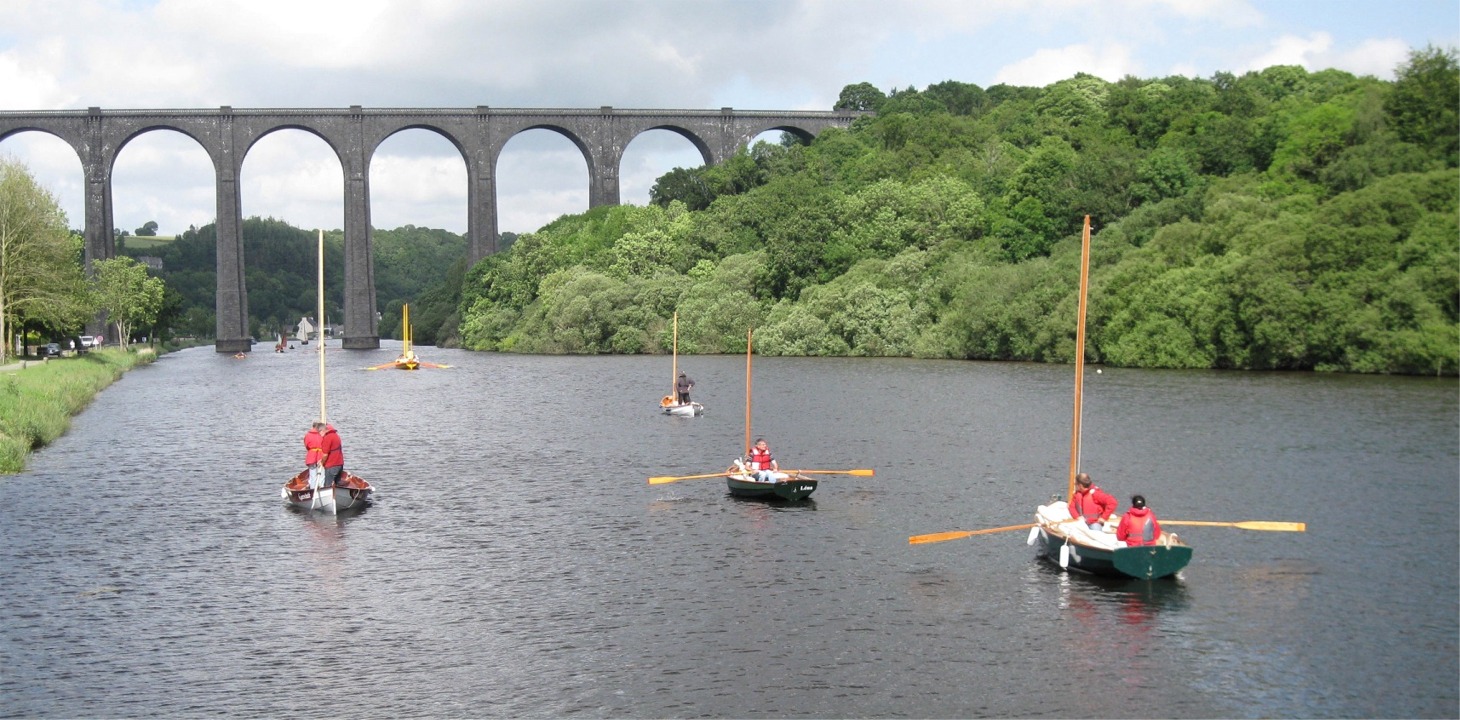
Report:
726,494,819,511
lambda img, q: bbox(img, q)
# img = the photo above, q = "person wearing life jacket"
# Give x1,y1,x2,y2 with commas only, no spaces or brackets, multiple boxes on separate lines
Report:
302,422,325,488
1069,472,1118,530
317,423,346,488
1117,494,1163,546
746,437,778,483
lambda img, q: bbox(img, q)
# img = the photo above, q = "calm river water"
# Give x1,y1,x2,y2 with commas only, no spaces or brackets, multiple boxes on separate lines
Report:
1,344,1456,718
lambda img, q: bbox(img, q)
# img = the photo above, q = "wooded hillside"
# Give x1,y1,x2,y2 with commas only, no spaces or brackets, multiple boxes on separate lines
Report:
457,48,1458,375
130,219,467,343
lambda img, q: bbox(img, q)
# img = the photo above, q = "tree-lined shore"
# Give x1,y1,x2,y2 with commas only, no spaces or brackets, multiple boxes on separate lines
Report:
3,50,1454,376
457,48,1457,375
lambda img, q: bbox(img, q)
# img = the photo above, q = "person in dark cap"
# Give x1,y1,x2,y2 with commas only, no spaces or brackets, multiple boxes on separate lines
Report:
675,371,695,404
1117,494,1163,546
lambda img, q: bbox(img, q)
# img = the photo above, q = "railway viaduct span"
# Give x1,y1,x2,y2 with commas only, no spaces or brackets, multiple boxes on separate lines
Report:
0,106,859,351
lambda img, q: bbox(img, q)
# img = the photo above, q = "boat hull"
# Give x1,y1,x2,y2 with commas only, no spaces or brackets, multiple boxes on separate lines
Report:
661,401,704,416
281,470,373,514
726,472,817,501
1034,502,1191,580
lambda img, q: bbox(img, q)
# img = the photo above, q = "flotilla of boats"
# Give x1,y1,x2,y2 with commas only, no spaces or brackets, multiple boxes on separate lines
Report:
646,327,876,501
272,216,1304,581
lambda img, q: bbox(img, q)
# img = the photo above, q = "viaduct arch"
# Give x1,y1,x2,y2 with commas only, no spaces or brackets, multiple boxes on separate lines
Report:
0,106,860,352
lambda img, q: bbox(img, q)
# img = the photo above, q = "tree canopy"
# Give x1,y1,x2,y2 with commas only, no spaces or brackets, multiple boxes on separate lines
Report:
91,256,164,348
455,50,1459,375
0,157,91,359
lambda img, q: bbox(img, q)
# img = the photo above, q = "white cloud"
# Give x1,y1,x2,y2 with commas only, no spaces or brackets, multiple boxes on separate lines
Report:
1240,32,1335,73
1330,38,1413,79
0,0,1451,238
994,43,1139,85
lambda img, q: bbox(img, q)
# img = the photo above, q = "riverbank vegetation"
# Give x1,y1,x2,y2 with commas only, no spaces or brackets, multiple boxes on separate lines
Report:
130,220,472,345
0,348,154,473
0,159,170,359
457,48,1457,375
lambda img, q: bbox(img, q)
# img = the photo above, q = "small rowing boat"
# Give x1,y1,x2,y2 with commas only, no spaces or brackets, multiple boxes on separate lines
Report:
724,460,818,501
281,469,374,513
1030,216,1191,579
659,311,703,416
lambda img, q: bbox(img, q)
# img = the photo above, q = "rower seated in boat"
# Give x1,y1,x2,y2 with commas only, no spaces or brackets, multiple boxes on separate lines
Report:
746,437,781,483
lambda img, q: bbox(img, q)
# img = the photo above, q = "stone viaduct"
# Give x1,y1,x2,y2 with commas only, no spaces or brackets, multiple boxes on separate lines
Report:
0,106,860,352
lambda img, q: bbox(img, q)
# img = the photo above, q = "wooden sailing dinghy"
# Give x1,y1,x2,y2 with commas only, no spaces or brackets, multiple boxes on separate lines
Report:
281,229,373,514
659,312,704,416
366,304,450,370
1029,216,1191,579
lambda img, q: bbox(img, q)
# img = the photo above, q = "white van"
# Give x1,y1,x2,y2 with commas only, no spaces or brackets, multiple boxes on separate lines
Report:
79,335,95,349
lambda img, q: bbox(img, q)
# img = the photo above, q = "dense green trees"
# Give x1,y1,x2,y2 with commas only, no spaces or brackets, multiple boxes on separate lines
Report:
455,49,1458,375
0,158,91,358
133,220,466,343
91,256,164,348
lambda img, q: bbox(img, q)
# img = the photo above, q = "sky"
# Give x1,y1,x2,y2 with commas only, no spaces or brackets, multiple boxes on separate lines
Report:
0,0,1455,237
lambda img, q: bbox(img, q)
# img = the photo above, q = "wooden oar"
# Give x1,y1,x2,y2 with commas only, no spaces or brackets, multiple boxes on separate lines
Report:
1162,520,1306,532
909,517,1078,545
786,469,875,477
909,523,1036,545
647,471,732,485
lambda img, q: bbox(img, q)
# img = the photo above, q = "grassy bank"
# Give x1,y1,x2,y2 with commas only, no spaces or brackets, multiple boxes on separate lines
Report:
0,348,156,473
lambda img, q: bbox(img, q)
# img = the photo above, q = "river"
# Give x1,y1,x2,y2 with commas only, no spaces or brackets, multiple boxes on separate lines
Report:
1,344,1456,718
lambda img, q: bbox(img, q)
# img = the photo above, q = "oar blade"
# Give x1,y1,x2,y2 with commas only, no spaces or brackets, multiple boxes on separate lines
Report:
1163,520,1307,532
792,468,876,477
908,530,976,545
1233,520,1306,532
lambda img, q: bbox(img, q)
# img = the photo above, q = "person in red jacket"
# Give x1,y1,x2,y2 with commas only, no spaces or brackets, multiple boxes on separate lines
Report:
1117,494,1163,546
1069,472,1118,530
316,422,345,487
303,422,325,488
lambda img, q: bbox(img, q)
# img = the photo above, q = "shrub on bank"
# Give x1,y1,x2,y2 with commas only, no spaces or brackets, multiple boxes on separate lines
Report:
0,348,154,474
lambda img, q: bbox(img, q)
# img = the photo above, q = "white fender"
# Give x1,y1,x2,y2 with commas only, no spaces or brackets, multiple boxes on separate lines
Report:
1026,527,1040,546
1058,542,1070,568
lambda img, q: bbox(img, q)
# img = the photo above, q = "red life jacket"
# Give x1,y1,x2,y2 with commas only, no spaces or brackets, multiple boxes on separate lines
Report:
303,429,323,466
1119,507,1161,546
748,446,773,471
318,425,344,468
1072,486,1115,522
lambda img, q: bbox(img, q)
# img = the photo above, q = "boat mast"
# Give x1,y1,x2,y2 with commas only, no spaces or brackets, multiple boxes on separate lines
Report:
402,304,411,356
1067,215,1092,501
671,311,678,400
317,229,327,426
744,327,753,455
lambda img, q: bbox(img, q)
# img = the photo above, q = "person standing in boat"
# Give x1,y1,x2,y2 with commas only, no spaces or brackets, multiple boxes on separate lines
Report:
303,422,325,488
1069,472,1117,530
676,371,695,404
317,422,346,488
747,437,778,482
1116,494,1163,546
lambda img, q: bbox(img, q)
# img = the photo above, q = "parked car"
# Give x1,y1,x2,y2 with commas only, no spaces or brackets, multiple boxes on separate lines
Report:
43,343,61,357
